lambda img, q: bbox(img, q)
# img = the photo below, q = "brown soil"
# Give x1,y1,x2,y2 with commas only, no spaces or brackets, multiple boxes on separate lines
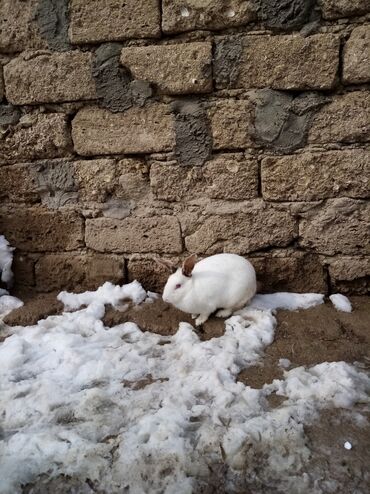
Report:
2,291,63,327
238,296,370,389
103,297,225,340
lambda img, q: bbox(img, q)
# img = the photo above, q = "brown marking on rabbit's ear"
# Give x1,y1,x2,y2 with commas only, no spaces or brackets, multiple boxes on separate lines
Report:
182,254,197,277
154,258,177,273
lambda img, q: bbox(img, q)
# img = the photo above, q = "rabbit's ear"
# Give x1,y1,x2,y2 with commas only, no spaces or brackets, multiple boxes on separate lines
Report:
155,258,177,273
182,254,197,277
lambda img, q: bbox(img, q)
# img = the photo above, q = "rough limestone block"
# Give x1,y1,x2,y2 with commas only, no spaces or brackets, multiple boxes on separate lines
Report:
0,65,3,102
343,26,370,85
69,0,160,44
327,257,370,294
85,217,183,254
319,0,370,19
0,0,47,53
208,99,254,150
127,255,176,293
0,208,84,252
35,253,125,291
74,158,149,203
150,154,258,201
0,164,40,203
162,0,256,34
72,105,175,156
261,150,370,201
299,199,370,255
0,113,70,165
4,51,96,105
185,202,297,255
308,91,370,144
215,34,339,90
12,253,36,288
251,251,327,293
120,43,212,95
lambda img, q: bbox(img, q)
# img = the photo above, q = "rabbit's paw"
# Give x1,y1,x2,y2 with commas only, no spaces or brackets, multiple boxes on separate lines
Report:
216,308,233,318
195,313,211,326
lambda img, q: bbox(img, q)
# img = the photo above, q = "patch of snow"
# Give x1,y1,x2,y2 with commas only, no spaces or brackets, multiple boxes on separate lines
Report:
329,294,352,313
0,284,368,494
57,280,147,311
344,441,352,450
0,295,23,319
0,237,22,318
250,292,324,311
0,235,14,286
279,358,291,369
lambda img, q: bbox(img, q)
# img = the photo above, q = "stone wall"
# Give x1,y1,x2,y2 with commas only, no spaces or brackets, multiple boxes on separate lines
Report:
0,0,369,295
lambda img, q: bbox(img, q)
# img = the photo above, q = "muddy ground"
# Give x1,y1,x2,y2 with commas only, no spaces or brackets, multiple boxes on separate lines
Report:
2,292,370,493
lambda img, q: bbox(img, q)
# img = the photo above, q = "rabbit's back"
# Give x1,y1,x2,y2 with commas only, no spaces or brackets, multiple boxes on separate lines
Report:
192,254,256,310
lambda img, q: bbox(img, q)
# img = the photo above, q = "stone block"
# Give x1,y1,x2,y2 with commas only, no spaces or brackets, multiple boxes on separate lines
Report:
85,216,183,254
250,251,327,293
343,26,370,85
150,154,258,201
12,252,36,288
72,105,175,156
185,202,297,254
0,65,3,102
0,208,84,252
308,91,370,144
74,158,149,203
208,99,254,150
0,164,40,203
0,113,71,165
319,0,370,19
261,150,370,201
120,42,212,95
327,256,370,294
69,0,160,44
215,34,339,90
299,199,370,255
127,256,177,292
0,0,47,53
162,0,256,34
35,253,125,291
4,51,96,105
74,159,116,203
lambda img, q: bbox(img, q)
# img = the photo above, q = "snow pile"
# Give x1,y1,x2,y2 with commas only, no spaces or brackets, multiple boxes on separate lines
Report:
0,284,369,493
0,235,14,286
0,236,23,318
330,293,352,313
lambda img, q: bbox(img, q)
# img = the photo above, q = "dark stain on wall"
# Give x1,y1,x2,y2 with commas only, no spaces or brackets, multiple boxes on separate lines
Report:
34,0,70,51
92,44,153,112
213,36,243,89
0,105,21,127
173,99,212,166
35,160,78,208
256,0,316,30
254,89,328,151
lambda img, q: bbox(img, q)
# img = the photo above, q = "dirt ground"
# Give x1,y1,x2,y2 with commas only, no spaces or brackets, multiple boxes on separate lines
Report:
2,292,370,493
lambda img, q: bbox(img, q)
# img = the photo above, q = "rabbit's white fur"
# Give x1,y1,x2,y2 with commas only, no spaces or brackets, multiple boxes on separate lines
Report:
162,253,256,326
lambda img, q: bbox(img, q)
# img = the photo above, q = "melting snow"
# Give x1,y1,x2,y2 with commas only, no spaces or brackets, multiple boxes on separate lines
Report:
0,283,369,494
0,236,23,318
0,235,14,286
330,294,352,313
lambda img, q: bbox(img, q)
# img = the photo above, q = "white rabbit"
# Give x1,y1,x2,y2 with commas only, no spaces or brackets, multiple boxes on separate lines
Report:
161,253,256,326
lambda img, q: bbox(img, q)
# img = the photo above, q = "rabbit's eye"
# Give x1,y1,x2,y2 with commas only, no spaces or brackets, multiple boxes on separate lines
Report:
175,283,182,289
